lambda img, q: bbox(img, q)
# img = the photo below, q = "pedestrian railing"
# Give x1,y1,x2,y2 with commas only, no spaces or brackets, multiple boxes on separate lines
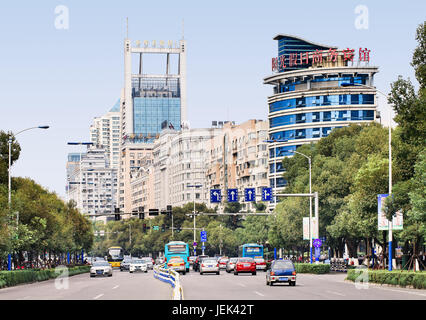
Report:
153,264,184,300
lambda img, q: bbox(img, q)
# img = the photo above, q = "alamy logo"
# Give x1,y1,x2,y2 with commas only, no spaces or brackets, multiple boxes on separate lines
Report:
354,265,369,289
54,5,69,30
354,5,369,30
54,265,69,290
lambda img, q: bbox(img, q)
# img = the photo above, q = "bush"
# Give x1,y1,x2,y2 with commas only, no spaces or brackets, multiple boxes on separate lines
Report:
0,266,90,289
295,263,330,274
346,269,426,289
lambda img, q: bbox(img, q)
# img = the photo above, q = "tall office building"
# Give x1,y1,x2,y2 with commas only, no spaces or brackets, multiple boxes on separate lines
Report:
118,37,187,213
89,100,121,169
264,34,379,201
66,146,118,219
121,38,187,143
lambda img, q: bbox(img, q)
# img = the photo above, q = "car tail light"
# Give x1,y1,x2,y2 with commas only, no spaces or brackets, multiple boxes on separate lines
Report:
168,263,172,267
292,271,296,275
201,264,205,267
270,271,275,276
217,264,219,267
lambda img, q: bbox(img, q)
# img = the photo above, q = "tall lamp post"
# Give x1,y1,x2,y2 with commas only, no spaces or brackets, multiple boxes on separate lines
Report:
7,125,49,271
288,149,313,264
8,126,49,216
188,184,202,254
342,82,393,270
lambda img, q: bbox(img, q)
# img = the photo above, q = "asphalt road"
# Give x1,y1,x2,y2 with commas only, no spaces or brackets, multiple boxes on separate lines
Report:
0,268,425,300
180,269,426,300
0,268,171,300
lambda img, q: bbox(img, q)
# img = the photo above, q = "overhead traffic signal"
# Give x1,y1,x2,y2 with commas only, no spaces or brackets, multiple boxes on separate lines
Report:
161,224,166,232
143,224,147,233
138,207,145,219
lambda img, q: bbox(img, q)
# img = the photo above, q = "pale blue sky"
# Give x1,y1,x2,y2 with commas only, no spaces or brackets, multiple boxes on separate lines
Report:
0,0,424,199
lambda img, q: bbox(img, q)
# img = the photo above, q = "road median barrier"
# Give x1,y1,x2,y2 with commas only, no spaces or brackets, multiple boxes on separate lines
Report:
153,264,184,300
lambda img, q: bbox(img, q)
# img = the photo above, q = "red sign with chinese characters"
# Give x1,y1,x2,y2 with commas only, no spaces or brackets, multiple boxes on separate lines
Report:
271,47,371,72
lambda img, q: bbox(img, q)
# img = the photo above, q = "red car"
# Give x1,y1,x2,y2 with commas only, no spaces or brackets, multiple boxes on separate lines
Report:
218,257,229,269
234,257,256,275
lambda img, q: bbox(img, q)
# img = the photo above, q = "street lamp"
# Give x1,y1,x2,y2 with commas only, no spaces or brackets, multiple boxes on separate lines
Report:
67,142,94,213
263,139,288,207
341,82,393,270
288,149,314,264
8,126,50,216
188,184,202,254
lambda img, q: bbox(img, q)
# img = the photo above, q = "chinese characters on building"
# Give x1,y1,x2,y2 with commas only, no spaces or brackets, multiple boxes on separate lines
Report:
272,48,371,72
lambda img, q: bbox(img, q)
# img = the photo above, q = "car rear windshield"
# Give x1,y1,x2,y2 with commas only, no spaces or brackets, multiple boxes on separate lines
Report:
273,261,294,269
238,258,253,263
203,259,217,264
93,262,110,266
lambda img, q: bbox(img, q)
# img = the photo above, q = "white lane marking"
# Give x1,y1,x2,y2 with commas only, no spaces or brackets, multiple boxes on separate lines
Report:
379,288,426,297
254,291,265,297
326,290,345,297
237,283,246,287
93,293,104,300
16,296,31,300
112,285,119,290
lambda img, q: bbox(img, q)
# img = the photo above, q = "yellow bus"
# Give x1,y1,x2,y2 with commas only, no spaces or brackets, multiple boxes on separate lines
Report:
107,246,124,268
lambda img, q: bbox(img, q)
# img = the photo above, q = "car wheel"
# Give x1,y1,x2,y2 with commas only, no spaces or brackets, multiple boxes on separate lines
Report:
270,281,274,286
183,271,186,275
130,271,133,273
234,272,238,276
252,272,257,276
108,274,112,277
200,272,203,275
217,271,220,275
145,270,148,273
90,275,95,278
266,278,269,285
290,281,296,286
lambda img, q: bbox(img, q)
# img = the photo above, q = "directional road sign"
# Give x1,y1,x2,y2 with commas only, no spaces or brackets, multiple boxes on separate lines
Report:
210,189,221,203
200,231,207,242
313,238,322,248
262,187,273,201
201,246,206,250
244,188,256,202
227,189,238,203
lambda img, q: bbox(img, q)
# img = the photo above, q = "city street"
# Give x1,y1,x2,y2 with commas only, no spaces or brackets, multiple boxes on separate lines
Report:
0,269,424,300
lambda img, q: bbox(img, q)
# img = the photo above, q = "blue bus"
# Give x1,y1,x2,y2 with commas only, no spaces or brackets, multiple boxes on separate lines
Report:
164,241,190,273
239,243,264,259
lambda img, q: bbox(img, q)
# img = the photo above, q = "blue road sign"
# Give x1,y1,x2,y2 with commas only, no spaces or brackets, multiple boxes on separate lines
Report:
315,247,321,260
201,245,206,250
244,188,256,202
210,189,221,203
227,189,238,202
200,231,207,242
313,238,322,248
262,187,272,201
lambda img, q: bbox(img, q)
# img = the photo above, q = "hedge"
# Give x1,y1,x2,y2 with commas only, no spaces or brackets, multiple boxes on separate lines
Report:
294,263,330,274
346,269,426,289
0,266,90,289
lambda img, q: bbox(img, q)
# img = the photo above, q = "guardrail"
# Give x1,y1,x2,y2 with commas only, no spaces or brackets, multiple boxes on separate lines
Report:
153,264,184,300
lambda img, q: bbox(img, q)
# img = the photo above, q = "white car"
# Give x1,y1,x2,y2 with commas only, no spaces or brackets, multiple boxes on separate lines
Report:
129,259,148,273
255,258,267,271
140,257,154,270
90,261,113,277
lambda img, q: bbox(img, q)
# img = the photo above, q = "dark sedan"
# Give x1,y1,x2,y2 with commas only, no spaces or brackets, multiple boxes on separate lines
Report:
266,260,296,286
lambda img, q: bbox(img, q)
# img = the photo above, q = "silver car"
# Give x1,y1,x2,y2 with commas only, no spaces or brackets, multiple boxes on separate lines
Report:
226,257,239,273
90,261,113,277
129,259,148,273
199,258,220,275
140,257,154,270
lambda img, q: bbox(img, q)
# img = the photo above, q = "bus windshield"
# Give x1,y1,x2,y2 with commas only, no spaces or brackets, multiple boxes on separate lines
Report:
166,244,187,253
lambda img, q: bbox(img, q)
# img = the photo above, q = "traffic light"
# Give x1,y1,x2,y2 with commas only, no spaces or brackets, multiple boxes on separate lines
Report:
138,207,145,219
143,223,147,233
176,226,181,233
114,214,121,221
161,224,165,232
167,205,172,217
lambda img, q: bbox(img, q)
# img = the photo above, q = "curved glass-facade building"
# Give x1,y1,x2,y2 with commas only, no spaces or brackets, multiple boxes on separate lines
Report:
264,34,379,200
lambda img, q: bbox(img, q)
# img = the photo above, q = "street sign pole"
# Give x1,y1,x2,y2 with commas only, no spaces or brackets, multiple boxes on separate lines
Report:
202,228,205,255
